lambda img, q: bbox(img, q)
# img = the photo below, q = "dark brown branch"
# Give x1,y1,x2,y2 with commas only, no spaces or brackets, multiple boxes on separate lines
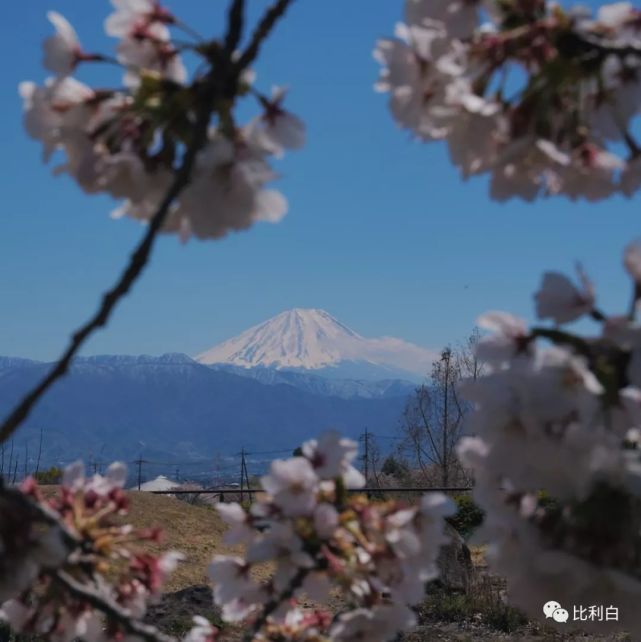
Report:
1,0,300,446
0,73,220,446
225,0,246,54
53,571,175,642
236,0,295,70
1,482,81,550
244,567,308,642
572,31,641,59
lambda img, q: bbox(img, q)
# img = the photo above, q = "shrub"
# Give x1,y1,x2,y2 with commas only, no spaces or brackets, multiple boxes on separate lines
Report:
448,493,484,539
33,466,62,485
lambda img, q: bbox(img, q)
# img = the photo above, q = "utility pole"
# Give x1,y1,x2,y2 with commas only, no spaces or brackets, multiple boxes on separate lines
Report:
242,452,251,502
34,427,43,478
8,440,14,483
239,448,246,503
12,456,19,484
239,449,252,503
134,457,146,490
360,428,370,483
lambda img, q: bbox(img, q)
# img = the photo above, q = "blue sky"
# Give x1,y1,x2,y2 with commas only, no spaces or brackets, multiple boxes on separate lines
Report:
1,0,639,362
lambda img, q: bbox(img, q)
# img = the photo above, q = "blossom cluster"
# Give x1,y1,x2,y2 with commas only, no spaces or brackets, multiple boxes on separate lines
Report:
458,240,641,635
0,462,183,641
20,1,304,240
376,0,641,201
209,431,455,641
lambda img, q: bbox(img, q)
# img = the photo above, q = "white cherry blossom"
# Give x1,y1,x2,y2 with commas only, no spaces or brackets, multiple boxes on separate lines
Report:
405,0,485,39
302,431,362,482
117,37,186,88
476,311,529,365
374,22,465,140
105,0,173,40
43,12,83,76
313,502,339,539
331,604,416,642
216,503,253,545
261,456,319,516
377,1,641,202
169,134,288,241
208,556,264,622
534,267,596,324
624,238,641,283
19,77,94,161
249,87,306,157
182,616,218,642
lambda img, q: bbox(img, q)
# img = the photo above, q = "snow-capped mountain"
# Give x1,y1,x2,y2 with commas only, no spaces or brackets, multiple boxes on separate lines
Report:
196,308,435,381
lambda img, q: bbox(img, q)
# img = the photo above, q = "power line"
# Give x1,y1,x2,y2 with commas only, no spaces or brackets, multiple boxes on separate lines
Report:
243,448,294,456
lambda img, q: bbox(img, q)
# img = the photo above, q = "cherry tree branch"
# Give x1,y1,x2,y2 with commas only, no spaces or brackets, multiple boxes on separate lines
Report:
0,76,218,446
1,484,173,642
224,0,246,55
244,567,308,642
52,570,175,642
0,0,297,448
0,483,80,549
236,0,295,70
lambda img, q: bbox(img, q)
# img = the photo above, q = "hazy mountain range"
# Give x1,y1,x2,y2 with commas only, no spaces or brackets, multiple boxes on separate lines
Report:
0,310,432,468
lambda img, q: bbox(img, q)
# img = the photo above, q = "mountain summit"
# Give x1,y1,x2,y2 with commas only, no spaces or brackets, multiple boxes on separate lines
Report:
195,308,435,379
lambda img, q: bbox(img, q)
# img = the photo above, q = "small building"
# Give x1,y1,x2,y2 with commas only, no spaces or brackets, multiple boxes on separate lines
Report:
139,475,180,492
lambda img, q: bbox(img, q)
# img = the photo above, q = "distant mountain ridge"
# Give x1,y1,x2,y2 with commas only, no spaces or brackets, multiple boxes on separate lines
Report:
0,311,427,466
0,354,411,464
211,363,416,399
196,308,435,381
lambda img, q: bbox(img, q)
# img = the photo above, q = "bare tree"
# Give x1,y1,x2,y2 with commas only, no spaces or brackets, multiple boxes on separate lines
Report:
399,330,483,487
456,327,484,382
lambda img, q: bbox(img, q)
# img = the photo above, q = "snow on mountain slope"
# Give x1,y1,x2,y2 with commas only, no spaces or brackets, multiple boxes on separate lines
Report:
196,309,436,378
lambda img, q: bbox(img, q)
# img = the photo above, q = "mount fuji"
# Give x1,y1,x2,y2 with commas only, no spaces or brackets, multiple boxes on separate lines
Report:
196,308,436,382
0,310,431,464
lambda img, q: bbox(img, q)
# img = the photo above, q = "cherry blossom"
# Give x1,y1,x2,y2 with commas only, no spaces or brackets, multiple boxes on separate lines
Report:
208,431,454,642
250,87,306,157
377,0,641,201
0,462,183,641
534,267,596,324
117,37,186,88
459,240,641,635
209,556,265,623
302,430,365,486
216,502,254,545
105,0,174,40
183,616,219,642
476,311,530,366
21,2,304,242
330,604,416,642
167,134,288,241
405,0,484,39
624,239,641,283
261,456,319,516
43,12,84,76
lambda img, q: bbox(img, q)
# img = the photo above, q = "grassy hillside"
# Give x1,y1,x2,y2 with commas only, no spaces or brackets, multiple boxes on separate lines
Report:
125,492,238,591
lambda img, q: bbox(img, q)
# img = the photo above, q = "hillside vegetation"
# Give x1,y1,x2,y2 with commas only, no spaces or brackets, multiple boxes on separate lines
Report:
124,492,237,591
